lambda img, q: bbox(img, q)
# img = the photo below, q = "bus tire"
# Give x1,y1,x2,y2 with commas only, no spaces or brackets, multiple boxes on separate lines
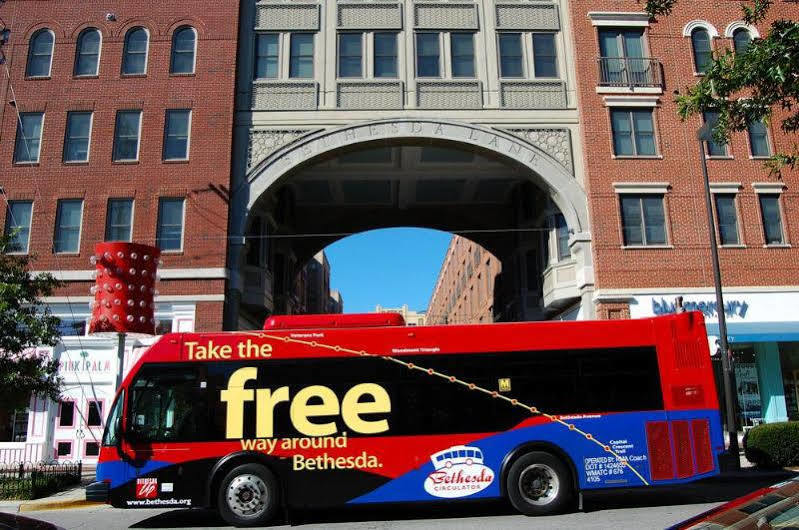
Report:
216,463,279,527
506,451,573,516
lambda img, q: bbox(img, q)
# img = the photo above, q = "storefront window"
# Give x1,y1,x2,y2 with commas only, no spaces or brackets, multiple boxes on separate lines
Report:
780,342,799,421
733,345,762,427
0,409,29,442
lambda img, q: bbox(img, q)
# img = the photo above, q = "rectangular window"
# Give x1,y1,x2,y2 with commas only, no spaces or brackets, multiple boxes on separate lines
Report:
338,33,362,78
85,441,100,457
610,109,656,156
620,194,667,246
498,33,523,77
58,401,75,427
374,32,398,78
555,213,570,260
759,194,785,245
416,33,440,77
56,441,72,457
747,119,771,157
450,33,475,78
533,33,557,78
53,199,83,253
163,109,191,160
87,401,103,427
703,111,728,157
64,111,92,163
714,194,740,246
113,110,142,161
255,33,279,79
13,112,44,163
105,198,133,242
4,200,33,253
156,198,185,252
289,33,314,79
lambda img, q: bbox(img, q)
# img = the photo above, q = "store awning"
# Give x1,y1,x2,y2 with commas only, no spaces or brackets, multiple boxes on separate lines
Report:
704,322,799,343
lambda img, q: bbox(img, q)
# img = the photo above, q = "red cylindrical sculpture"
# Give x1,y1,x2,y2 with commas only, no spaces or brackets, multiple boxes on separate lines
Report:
88,242,161,336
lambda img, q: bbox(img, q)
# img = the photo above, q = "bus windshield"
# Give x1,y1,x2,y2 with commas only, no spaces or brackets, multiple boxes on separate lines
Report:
128,366,209,442
102,389,124,446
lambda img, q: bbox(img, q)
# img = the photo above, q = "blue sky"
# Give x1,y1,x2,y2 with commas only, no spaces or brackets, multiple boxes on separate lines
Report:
325,227,452,314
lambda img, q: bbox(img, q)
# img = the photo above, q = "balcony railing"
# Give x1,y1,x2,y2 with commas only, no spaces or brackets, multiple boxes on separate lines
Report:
597,57,663,88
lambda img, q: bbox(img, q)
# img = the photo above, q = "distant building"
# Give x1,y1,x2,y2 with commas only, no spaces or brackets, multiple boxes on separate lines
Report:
375,304,426,326
328,290,344,314
427,237,502,325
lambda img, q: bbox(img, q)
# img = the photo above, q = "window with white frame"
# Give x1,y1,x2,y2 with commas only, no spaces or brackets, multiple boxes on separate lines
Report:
610,108,656,156
713,193,740,246
758,193,786,246
336,32,401,79
64,111,92,163
113,110,142,162
156,198,185,252
3,200,33,253
27,29,54,78
702,110,728,157
498,32,558,79
0,410,28,442
618,193,668,246
254,33,314,79
13,112,44,163
163,109,191,161
74,28,101,76
122,27,149,75
289,33,314,78
53,199,83,253
747,118,771,157
415,32,476,78
105,198,133,242
170,26,196,74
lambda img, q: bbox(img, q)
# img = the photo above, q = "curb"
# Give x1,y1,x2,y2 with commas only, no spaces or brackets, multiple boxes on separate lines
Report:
18,499,104,512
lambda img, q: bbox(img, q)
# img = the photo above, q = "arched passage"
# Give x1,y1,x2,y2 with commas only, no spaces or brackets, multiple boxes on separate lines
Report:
226,119,594,329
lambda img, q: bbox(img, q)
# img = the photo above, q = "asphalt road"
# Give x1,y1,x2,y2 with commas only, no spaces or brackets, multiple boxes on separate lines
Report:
7,472,795,530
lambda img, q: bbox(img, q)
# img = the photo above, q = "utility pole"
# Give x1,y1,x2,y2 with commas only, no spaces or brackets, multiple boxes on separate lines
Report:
697,123,740,469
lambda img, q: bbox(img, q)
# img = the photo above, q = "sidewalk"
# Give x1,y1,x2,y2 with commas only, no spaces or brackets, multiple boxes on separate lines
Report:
0,467,103,513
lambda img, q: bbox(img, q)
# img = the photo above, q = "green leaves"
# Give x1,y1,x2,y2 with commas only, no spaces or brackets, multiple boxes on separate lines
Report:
0,233,64,410
646,0,799,177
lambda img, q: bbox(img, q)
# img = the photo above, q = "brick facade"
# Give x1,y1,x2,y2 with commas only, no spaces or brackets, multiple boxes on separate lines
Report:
567,1,799,316
0,0,239,331
427,236,501,325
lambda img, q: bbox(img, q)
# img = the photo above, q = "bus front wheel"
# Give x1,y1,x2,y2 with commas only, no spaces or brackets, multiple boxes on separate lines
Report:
217,463,279,527
506,451,573,516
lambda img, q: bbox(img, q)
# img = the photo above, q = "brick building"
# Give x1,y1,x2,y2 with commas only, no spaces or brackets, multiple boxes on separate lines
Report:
568,2,799,425
0,0,239,462
427,236,501,325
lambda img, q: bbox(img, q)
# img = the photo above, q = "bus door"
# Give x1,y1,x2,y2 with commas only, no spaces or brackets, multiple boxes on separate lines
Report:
125,365,210,503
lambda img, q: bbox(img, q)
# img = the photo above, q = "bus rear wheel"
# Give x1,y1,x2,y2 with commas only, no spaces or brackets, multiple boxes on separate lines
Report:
506,451,573,516
217,463,279,527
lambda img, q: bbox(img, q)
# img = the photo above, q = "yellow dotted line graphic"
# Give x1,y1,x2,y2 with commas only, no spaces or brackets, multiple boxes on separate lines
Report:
243,331,650,486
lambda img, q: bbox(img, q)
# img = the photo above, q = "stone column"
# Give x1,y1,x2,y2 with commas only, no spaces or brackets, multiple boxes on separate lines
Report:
754,342,788,423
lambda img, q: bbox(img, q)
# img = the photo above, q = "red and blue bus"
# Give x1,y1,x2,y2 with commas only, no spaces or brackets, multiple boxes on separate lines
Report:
89,311,723,526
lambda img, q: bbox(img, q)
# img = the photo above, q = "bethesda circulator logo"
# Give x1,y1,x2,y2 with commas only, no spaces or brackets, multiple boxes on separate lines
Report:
423,445,494,498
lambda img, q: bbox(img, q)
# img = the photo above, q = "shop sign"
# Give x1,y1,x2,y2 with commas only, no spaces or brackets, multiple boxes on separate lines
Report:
651,298,749,319
58,350,113,374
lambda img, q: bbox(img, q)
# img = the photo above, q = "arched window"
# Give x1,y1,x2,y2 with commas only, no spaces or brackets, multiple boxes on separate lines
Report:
691,28,712,73
122,27,149,75
74,28,101,76
733,28,752,55
170,26,196,74
27,29,54,77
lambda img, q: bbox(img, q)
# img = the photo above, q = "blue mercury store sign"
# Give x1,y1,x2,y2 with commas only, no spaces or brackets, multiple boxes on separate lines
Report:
651,298,749,319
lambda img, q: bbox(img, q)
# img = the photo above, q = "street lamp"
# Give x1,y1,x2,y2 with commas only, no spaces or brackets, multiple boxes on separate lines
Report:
697,122,740,469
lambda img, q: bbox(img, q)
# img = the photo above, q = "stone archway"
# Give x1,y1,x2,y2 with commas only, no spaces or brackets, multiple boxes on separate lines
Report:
226,118,594,328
